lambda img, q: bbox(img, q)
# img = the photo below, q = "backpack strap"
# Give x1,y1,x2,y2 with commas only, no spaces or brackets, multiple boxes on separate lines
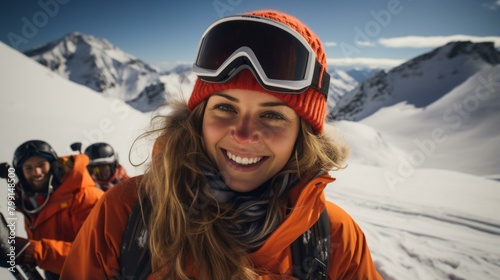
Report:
119,199,152,280
291,209,330,280
120,201,330,279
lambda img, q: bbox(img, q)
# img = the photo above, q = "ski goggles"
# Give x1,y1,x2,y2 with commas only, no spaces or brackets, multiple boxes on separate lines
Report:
192,15,330,97
87,164,113,181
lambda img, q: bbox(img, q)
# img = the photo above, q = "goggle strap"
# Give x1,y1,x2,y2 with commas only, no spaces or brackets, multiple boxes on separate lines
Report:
311,60,330,98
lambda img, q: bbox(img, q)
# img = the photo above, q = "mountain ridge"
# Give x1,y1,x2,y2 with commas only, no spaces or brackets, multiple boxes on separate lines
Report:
23,32,166,112
329,41,500,121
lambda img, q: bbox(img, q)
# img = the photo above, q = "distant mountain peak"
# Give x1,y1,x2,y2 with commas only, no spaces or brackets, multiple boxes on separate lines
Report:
405,41,499,69
24,32,116,58
61,31,94,42
61,31,116,49
444,41,500,64
23,32,164,111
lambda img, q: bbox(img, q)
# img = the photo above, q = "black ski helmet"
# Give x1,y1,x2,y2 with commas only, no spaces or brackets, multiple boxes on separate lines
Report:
84,142,118,175
12,140,64,193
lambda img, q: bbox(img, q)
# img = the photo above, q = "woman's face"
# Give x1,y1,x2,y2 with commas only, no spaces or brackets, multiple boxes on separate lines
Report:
202,89,300,192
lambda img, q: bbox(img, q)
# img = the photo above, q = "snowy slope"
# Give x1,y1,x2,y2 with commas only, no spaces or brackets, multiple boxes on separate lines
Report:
328,164,500,280
1,41,500,280
357,65,500,177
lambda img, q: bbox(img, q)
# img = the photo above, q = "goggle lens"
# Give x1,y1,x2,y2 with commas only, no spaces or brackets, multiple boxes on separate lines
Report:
196,20,310,81
88,164,112,181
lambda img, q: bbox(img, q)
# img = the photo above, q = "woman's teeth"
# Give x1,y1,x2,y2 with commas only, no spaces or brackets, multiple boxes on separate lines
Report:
226,151,263,165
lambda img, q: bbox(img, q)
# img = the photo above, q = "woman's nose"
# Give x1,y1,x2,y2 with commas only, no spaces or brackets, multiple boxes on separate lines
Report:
231,115,259,143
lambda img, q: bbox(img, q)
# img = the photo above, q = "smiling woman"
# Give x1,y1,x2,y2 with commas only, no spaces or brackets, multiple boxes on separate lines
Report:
61,10,382,280
202,89,300,192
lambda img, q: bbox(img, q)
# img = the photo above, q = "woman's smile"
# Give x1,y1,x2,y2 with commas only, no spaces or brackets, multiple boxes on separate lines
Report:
225,149,265,166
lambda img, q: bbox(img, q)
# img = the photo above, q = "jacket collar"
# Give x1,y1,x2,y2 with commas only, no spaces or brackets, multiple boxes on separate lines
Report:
250,173,335,268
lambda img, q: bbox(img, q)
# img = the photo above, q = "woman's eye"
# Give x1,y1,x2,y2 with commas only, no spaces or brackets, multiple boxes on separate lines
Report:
213,103,236,113
262,111,286,121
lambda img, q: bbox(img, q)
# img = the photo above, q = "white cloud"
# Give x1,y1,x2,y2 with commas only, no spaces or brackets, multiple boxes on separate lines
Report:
327,57,405,69
324,41,338,47
355,41,376,47
379,35,500,48
325,41,376,48
482,0,500,10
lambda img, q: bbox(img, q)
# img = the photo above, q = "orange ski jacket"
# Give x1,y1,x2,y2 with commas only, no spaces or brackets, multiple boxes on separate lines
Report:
21,154,104,275
60,174,382,279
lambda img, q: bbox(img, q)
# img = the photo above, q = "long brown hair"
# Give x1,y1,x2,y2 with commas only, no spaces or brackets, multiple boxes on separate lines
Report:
138,99,349,279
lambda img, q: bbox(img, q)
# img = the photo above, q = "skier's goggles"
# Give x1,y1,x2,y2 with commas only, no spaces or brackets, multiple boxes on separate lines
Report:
192,15,330,97
87,164,113,180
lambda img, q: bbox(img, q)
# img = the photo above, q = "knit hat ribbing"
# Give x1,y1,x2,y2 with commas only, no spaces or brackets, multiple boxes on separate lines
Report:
188,10,328,134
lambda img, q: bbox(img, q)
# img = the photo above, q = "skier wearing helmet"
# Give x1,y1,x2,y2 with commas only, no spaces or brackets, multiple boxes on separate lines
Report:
0,140,103,279
84,142,130,191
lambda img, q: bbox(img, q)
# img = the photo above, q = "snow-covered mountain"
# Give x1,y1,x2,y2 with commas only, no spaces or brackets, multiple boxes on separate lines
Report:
330,41,500,121
326,68,359,110
23,32,170,112
344,67,382,84
354,64,500,177
1,40,500,280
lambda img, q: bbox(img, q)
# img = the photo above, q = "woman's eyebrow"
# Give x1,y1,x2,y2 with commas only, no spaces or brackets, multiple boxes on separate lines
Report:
213,93,288,108
213,93,238,102
259,101,288,107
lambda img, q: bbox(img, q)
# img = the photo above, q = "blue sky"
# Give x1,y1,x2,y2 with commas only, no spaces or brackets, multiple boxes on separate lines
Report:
1,0,499,70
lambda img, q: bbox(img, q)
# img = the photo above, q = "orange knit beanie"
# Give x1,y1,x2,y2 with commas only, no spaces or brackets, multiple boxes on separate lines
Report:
188,10,329,134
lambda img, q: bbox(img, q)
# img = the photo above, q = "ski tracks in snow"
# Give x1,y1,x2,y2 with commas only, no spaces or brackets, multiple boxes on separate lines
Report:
326,186,500,280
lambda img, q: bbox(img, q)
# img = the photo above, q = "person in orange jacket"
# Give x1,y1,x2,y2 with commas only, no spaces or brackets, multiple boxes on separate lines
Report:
0,140,103,279
84,142,130,191
61,10,382,279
